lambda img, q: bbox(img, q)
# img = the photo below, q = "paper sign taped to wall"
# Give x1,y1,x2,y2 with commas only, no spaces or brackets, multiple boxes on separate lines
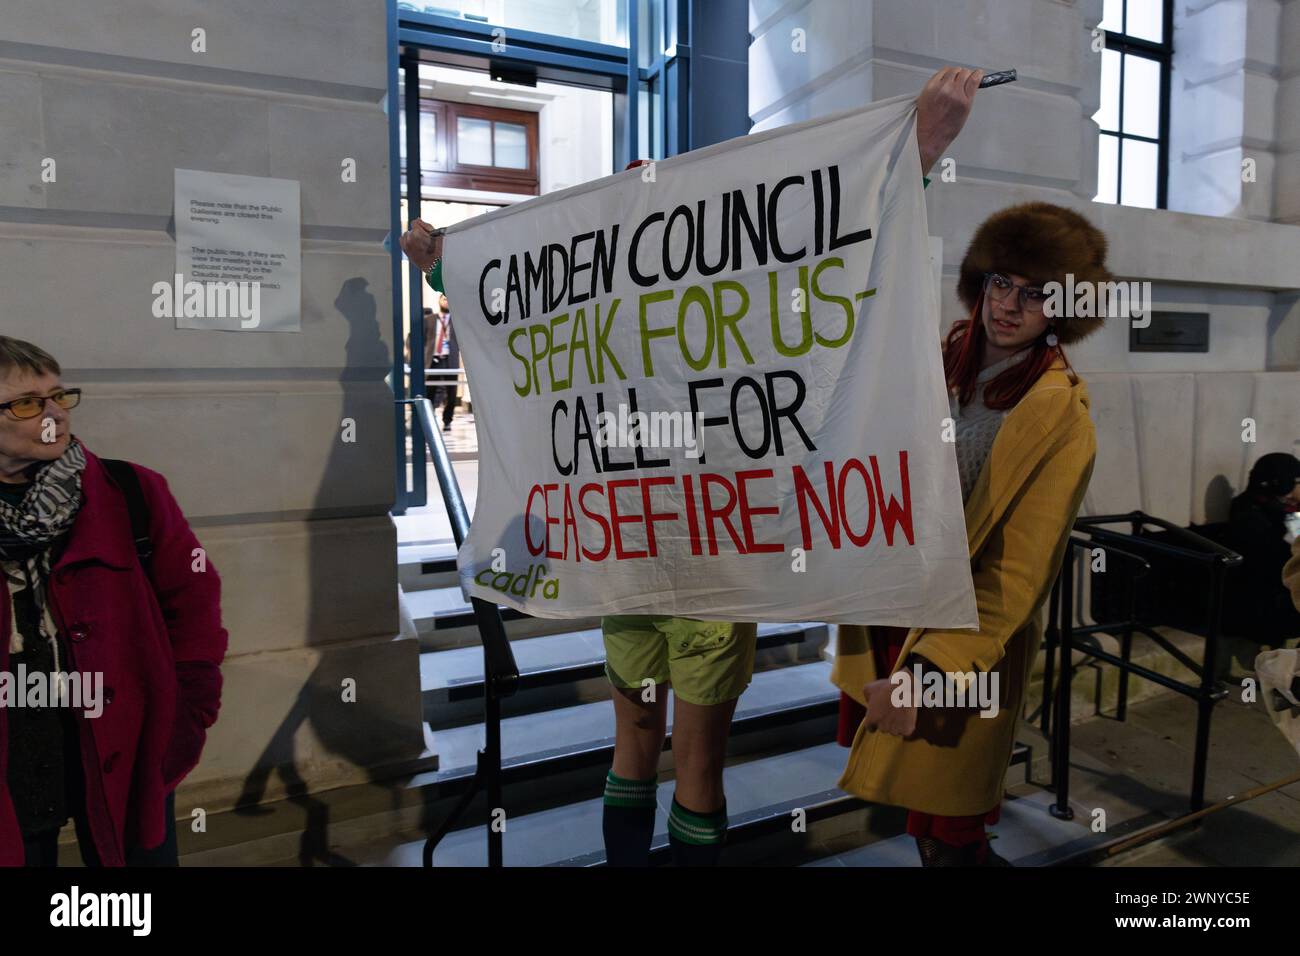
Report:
442,95,977,626
171,169,301,332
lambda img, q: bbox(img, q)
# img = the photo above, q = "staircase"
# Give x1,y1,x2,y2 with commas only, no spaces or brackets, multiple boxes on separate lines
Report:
404,539,879,865
173,534,1053,867
381,530,1074,865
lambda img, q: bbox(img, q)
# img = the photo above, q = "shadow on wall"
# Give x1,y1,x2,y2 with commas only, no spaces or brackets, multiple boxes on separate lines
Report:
233,277,422,865
1204,474,1236,525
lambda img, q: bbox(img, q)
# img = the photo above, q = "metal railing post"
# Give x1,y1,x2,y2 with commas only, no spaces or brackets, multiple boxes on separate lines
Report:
484,660,504,868
1042,576,1060,740
1190,559,1229,812
401,45,428,509
1051,541,1076,820
404,398,519,868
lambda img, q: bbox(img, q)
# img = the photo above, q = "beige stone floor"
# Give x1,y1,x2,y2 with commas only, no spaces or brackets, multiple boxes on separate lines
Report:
1059,687,1300,866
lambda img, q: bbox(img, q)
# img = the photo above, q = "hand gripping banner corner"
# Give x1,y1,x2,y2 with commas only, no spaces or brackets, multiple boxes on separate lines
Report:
441,94,977,628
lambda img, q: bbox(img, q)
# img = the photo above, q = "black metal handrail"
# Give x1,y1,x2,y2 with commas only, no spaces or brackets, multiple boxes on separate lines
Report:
1046,534,1151,819
1041,534,1153,741
1074,511,1243,564
1046,511,1242,818
404,397,519,867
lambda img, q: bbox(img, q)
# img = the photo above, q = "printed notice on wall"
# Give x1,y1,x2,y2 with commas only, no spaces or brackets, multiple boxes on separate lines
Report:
171,169,301,332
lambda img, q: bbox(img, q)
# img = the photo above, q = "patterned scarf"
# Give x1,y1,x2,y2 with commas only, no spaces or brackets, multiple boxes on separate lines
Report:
0,437,86,654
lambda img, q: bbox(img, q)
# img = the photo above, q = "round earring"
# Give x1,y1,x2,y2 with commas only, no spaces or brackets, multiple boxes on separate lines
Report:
1046,327,1059,347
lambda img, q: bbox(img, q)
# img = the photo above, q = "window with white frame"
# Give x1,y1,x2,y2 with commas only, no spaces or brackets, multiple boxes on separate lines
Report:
1093,0,1173,209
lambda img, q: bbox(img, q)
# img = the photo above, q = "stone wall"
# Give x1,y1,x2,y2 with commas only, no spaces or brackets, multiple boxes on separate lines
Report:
0,0,426,813
748,0,1300,524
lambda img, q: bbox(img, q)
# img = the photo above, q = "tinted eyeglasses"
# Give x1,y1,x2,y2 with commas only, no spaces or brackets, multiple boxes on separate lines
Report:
0,388,82,420
984,272,1049,314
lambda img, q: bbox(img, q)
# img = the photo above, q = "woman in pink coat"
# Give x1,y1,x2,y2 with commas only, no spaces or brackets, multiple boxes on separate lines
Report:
0,335,227,866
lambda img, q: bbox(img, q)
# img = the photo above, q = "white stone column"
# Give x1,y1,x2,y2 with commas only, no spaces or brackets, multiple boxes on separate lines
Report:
1273,0,1300,224
1167,0,1285,221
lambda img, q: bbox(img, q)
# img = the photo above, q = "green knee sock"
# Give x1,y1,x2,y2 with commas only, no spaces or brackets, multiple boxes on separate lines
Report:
667,795,727,866
602,771,658,866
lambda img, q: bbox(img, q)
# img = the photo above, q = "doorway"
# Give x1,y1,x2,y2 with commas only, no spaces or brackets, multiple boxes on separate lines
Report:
392,2,664,512
398,63,617,466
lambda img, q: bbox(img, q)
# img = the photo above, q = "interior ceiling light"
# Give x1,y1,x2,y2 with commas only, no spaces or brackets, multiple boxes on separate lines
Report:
468,89,550,104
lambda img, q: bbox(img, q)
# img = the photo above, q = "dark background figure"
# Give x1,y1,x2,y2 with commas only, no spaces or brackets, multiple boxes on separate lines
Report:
405,298,459,433
1224,452,1300,645
428,294,460,432
404,307,436,379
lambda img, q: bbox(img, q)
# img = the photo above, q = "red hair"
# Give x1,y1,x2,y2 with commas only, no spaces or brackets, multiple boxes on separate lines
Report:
942,292,1071,410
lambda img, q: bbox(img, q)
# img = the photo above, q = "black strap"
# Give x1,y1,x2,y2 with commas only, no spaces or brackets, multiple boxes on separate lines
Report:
100,458,153,571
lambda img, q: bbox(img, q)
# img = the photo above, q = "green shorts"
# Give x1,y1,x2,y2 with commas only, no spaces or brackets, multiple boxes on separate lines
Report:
602,615,757,706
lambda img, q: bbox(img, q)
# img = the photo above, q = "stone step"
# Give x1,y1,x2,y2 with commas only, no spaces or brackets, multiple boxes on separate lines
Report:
163,726,444,866
803,787,1098,867
180,737,1042,868
404,584,603,650
177,660,840,866
421,621,829,727
399,742,883,866
427,658,841,780
397,541,459,592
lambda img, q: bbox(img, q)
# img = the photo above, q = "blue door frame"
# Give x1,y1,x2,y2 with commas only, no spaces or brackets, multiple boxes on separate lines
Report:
387,0,691,514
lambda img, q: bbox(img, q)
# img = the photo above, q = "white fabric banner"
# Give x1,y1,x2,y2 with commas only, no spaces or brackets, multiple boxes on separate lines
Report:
442,94,977,627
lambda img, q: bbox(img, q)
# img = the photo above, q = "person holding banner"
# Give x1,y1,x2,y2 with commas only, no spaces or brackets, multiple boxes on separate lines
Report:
430,295,461,432
832,203,1110,866
401,65,988,867
402,171,759,866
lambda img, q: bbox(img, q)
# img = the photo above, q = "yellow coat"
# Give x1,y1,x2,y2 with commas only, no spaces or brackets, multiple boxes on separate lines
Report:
832,362,1097,815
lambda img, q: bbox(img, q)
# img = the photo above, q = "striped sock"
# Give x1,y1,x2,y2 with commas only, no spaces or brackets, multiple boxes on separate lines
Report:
603,770,658,809
667,795,727,866
602,771,657,866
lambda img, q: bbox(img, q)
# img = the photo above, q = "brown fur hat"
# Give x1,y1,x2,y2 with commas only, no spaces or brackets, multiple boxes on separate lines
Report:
957,202,1112,345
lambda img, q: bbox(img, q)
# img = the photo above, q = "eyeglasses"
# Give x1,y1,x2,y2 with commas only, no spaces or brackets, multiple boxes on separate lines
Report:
984,272,1049,314
0,388,82,421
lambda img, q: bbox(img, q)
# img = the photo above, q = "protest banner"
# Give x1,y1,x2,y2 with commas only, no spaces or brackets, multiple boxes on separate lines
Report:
441,94,977,627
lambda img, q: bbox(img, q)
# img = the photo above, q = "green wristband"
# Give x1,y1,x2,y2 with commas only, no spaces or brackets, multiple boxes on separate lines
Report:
424,258,444,293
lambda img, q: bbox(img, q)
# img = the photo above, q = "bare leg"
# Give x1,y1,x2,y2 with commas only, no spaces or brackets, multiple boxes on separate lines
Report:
669,695,738,812
610,683,668,780
603,683,669,866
